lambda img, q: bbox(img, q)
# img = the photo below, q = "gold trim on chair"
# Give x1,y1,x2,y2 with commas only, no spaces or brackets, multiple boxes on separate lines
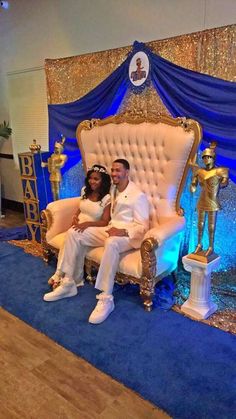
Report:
40,209,57,262
140,237,159,311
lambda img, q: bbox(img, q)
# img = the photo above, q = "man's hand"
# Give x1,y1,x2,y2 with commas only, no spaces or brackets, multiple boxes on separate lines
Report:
73,222,91,232
106,227,128,237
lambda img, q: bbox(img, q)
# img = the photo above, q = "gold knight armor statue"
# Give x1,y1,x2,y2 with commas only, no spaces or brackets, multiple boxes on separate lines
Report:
190,142,229,258
41,137,67,201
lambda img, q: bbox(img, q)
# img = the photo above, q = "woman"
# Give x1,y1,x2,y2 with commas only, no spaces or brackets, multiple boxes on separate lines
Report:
71,164,111,234
47,164,111,291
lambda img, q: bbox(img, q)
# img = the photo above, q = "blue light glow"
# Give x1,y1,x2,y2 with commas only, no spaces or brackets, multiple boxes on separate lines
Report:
60,160,85,199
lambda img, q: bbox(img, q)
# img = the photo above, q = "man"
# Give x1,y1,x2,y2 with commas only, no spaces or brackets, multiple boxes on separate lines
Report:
44,159,149,324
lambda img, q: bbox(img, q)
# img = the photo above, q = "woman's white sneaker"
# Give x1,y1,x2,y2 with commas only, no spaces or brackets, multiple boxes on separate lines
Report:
89,294,114,324
43,277,77,302
48,270,62,286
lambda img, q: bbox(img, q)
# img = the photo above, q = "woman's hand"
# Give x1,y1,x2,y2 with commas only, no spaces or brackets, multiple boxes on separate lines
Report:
71,215,78,227
71,207,81,227
73,222,91,232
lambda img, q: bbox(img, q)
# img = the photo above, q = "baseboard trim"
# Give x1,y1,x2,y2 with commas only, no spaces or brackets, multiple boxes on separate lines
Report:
0,153,14,160
2,198,24,212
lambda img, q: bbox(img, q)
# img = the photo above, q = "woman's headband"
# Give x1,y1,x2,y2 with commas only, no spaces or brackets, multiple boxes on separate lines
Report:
89,165,108,174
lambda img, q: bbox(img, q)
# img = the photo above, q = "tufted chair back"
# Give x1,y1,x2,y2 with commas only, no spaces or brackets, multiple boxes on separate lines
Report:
76,113,201,228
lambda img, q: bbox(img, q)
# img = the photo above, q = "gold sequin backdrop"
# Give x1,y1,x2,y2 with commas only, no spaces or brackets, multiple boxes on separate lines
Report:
45,24,236,116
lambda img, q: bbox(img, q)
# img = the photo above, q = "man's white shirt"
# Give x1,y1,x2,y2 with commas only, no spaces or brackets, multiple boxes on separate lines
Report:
109,181,149,248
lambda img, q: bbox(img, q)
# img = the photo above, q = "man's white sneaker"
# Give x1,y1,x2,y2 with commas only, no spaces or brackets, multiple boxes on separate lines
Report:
43,277,77,302
88,294,114,324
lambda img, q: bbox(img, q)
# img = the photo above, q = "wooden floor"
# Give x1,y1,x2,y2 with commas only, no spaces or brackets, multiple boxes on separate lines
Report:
0,309,169,419
0,209,170,419
0,209,25,228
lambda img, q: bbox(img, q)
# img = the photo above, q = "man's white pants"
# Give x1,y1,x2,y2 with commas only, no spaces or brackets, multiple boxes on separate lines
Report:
57,227,133,294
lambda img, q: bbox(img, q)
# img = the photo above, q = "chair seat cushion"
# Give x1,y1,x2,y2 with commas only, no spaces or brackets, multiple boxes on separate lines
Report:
86,247,143,278
48,232,176,279
48,233,142,278
48,232,142,277
48,232,66,250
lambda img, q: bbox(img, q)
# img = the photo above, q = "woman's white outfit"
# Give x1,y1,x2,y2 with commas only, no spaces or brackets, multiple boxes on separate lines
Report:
57,187,110,285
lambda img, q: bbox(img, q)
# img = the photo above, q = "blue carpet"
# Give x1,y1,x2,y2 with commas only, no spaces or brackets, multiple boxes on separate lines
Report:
0,225,27,241
0,242,235,419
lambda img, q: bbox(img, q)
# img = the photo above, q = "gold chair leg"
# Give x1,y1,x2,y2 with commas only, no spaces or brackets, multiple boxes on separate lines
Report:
85,259,96,283
140,278,155,311
42,247,53,263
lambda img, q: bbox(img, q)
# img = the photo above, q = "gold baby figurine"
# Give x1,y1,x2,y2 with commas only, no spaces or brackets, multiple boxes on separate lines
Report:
190,142,229,259
41,137,67,201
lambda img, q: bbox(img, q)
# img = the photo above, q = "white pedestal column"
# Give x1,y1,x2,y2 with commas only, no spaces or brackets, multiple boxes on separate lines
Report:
181,255,220,320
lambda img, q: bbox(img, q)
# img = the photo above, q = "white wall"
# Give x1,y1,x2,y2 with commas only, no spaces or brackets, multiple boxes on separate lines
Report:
0,0,235,202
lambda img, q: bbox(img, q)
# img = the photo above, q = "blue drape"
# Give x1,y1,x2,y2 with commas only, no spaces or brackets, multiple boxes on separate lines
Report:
48,41,236,182
149,49,236,181
48,58,130,149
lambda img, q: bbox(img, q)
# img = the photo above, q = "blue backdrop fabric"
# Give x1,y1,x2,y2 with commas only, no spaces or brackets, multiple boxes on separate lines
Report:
48,41,236,182
150,49,236,181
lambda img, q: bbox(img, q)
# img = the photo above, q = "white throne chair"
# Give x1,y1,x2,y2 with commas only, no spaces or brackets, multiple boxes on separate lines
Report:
41,112,201,310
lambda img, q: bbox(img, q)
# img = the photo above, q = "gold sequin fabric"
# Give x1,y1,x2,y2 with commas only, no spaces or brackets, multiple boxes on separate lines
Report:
8,240,44,258
174,306,236,336
45,24,236,117
174,268,236,335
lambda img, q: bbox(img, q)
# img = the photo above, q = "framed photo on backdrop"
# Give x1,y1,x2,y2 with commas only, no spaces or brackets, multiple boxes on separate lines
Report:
129,51,149,88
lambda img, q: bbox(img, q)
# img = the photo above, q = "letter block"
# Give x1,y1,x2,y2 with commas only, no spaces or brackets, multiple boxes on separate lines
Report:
18,151,51,242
